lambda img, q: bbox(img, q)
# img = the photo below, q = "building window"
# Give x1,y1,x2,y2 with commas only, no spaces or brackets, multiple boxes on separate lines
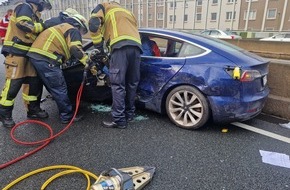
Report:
170,1,176,8
148,0,152,7
211,13,217,21
244,10,256,20
185,0,188,8
212,0,218,4
157,13,163,20
157,0,163,7
227,0,237,2
197,0,202,6
196,13,202,21
267,9,277,19
126,4,132,10
226,11,236,20
148,13,152,20
184,14,188,22
170,15,176,22
265,27,274,31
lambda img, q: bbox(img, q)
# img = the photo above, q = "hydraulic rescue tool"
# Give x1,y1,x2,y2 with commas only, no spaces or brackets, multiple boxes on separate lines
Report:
88,49,110,86
2,165,155,189
91,166,156,190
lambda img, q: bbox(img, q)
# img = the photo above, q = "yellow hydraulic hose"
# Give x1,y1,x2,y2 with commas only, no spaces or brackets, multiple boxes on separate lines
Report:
2,165,98,190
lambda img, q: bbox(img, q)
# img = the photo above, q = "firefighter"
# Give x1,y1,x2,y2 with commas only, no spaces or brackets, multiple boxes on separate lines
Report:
0,0,52,128
34,8,79,114
27,14,89,124
44,8,79,28
0,9,13,44
89,1,142,129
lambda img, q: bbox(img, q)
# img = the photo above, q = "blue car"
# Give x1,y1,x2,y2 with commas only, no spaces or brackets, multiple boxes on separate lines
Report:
63,28,269,130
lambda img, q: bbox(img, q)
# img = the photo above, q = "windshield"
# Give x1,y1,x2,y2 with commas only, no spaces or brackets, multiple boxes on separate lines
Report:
224,31,237,35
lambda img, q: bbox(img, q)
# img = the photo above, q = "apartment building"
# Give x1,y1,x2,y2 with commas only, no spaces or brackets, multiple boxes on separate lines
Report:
0,0,289,32
165,0,241,30
239,0,290,31
121,0,290,32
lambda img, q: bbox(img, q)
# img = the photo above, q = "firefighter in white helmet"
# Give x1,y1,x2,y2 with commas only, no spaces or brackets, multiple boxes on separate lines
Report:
27,14,89,124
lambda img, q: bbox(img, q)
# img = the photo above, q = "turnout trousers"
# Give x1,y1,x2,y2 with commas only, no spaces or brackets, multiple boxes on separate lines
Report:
109,46,141,125
29,58,73,121
0,54,42,117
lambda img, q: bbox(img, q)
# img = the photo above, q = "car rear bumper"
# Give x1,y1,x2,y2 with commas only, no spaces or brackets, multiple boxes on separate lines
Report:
208,88,270,123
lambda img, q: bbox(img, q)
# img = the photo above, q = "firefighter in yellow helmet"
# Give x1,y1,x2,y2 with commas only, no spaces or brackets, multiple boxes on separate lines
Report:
27,14,89,124
89,1,142,129
0,0,52,128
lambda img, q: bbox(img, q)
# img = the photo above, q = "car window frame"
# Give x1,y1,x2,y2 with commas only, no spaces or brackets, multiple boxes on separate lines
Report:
139,31,210,58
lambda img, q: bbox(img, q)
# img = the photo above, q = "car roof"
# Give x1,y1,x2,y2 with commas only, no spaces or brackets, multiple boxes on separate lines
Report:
139,28,198,40
139,28,266,64
139,28,226,44
139,28,239,50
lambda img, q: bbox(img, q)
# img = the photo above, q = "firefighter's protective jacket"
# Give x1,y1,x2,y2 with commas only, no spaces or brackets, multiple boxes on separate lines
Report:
89,2,141,52
27,23,88,65
1,2,45,56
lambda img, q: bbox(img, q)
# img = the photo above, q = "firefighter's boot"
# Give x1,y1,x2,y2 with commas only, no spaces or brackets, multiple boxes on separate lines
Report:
27,101,49,119
0,106,15,128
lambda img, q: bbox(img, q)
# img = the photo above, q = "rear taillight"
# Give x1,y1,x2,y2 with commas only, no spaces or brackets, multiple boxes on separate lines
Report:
240,70,261,82
231,35,234,39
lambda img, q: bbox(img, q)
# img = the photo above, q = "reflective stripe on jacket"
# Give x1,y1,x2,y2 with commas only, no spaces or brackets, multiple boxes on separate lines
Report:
2,3,43,56
90,2,141,49
28,23,88,65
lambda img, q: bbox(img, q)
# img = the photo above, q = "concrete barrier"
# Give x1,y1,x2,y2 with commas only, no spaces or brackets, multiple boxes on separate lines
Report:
224,39,290,120
263,59,290,120
225,39,290,60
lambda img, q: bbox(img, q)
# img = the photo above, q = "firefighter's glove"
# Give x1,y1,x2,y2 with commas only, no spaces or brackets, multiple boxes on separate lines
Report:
85,58,93,69
90,65,98,76
85,59,98,76
38,19,47,32
83,59,93,80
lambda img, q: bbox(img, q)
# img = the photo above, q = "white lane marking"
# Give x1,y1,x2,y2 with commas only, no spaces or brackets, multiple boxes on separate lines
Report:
232,122,290,144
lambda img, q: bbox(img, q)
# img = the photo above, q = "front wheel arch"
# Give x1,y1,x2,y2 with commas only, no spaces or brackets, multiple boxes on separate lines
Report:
165,85,210,130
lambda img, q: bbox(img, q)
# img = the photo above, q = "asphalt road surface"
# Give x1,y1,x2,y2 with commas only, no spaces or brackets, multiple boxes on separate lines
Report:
0,54,290,190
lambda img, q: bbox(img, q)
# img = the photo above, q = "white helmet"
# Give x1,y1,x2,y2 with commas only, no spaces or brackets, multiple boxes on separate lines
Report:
67,14,88,35
62,8,79,17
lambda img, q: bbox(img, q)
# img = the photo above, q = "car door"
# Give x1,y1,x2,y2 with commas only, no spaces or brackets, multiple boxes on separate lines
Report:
137,35,185,102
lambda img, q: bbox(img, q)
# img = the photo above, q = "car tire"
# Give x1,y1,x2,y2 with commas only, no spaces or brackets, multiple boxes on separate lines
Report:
166,85,209,130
